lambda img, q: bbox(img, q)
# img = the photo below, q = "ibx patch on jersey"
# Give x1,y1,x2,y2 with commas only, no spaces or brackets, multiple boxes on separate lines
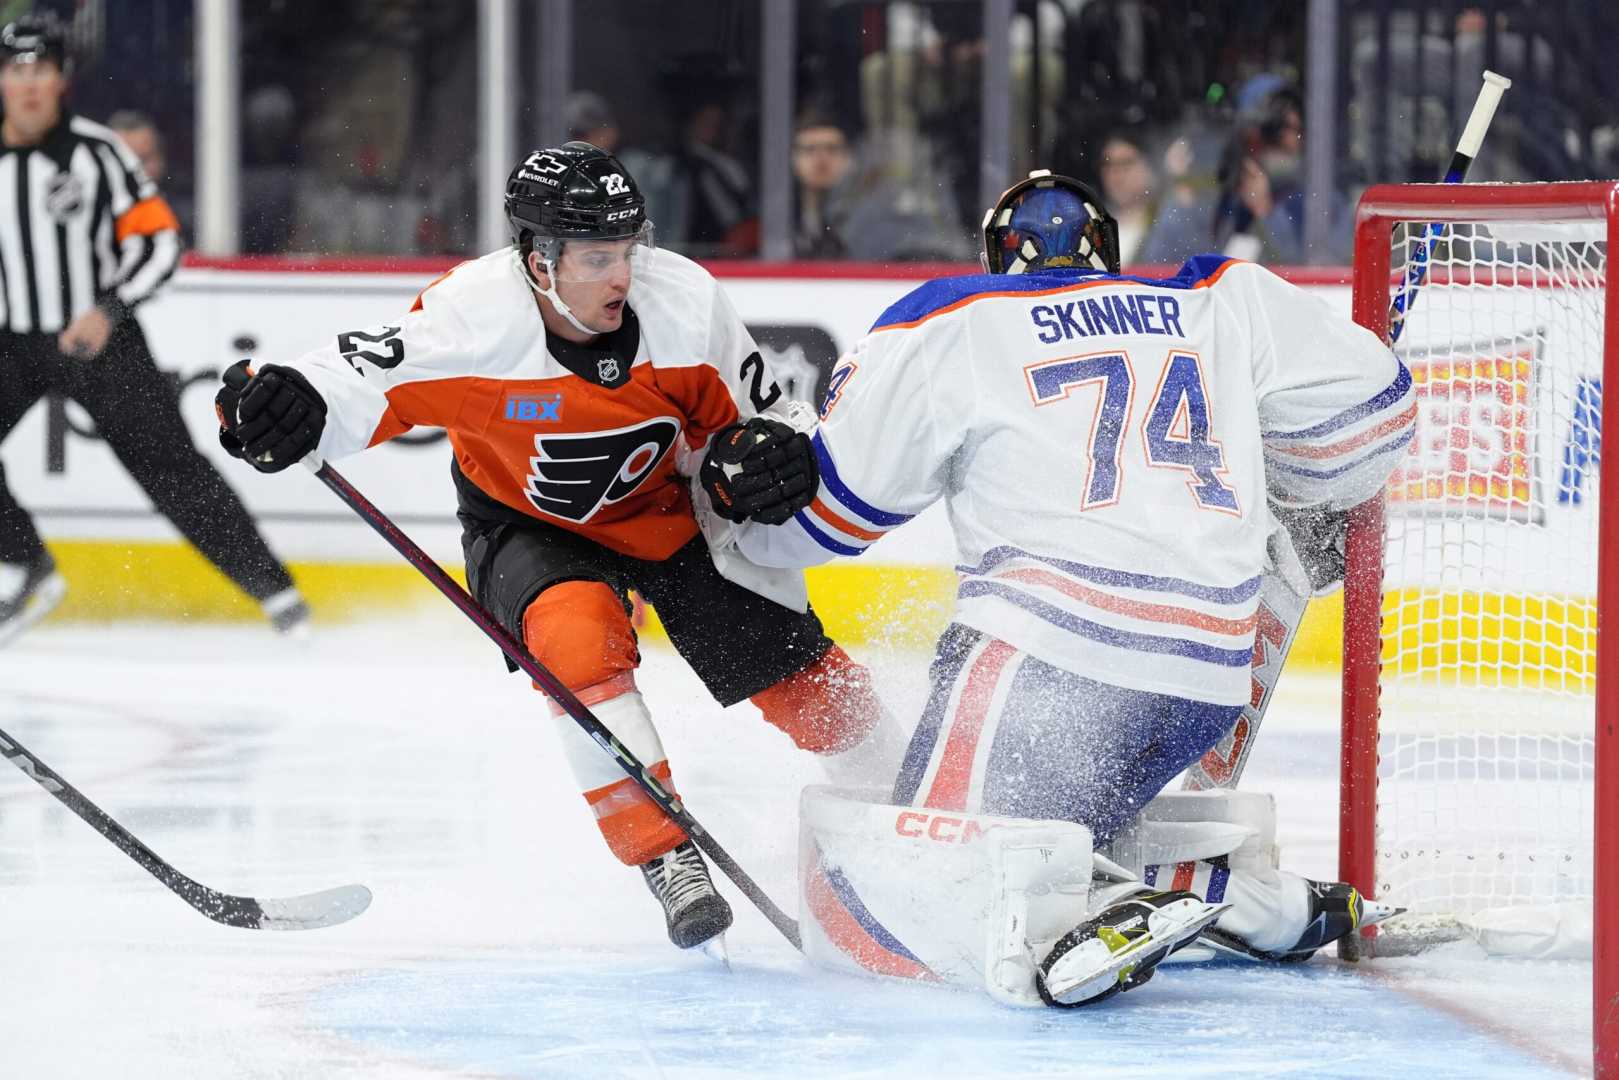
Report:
522,417,681,522
503,392,563,422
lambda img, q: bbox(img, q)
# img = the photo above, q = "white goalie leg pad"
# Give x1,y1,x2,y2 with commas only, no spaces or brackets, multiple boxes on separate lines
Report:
799,786,1095,1006
818,706,913,793
1104,789,1310,956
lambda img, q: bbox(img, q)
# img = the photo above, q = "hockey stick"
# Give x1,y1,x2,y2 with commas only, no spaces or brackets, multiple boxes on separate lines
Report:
1183,70,1512,791
1388,70,1512,346
307,458,804,951
0,722,371,929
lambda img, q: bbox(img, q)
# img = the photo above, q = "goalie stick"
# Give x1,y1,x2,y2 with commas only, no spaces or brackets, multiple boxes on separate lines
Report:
1183,70,1512,792
0,723,371,930
305,457,804,952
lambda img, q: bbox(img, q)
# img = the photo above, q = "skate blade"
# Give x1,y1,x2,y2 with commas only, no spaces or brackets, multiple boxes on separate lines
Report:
1046,901,1229,1004
1361,898,1404,929
0,574,66,648
697,933,731,970
1160,942,1219,965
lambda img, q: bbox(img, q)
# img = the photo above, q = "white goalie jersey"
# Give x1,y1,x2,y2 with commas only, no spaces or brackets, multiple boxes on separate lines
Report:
733,256,1414,706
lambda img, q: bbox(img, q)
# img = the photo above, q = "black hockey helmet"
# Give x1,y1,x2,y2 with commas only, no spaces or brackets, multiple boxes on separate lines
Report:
505,141,648,256
0,12,70,73
981,170,1120,276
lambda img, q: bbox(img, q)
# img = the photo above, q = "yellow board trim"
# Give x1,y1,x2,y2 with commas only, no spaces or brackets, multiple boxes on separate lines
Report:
29,542,1594,688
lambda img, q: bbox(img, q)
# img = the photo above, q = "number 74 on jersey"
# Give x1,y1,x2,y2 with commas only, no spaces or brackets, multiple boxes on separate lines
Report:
1025,350,1240,516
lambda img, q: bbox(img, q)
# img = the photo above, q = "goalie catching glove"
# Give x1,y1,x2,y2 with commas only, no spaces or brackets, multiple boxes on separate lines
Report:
216,359,328,473
699,416,819,525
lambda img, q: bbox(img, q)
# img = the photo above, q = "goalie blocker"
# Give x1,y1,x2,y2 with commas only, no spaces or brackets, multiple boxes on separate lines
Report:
799,787,1397,1006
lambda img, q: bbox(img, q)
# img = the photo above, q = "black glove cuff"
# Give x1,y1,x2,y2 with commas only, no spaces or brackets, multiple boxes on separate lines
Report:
96,294,133,327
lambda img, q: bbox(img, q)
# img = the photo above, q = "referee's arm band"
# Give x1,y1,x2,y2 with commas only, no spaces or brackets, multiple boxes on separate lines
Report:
114,196,181,244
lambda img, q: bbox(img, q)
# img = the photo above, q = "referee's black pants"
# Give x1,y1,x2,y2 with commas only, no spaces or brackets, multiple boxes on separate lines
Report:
0,319,294,603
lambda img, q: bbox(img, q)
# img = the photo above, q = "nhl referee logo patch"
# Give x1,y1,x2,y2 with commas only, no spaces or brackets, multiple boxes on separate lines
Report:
45,174,84,221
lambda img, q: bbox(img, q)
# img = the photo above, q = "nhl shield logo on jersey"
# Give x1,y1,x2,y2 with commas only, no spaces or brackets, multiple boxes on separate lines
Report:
523,417,680,522
44,173,84,221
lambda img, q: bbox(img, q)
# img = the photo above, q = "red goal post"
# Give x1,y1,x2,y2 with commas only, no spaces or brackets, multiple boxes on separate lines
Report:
1340,180,1619,1076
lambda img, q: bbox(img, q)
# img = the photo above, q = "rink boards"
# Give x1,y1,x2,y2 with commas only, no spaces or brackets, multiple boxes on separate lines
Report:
6,261,1601,680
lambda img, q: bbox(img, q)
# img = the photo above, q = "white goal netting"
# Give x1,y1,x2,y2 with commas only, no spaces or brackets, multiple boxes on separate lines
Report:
1372,215,1606,955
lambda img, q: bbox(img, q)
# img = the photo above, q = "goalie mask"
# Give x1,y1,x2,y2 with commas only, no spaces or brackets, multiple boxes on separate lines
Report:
505,141,655,333
981,171,1120,276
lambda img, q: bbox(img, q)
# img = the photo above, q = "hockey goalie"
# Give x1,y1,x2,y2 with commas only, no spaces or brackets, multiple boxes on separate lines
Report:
698,171,1411,1005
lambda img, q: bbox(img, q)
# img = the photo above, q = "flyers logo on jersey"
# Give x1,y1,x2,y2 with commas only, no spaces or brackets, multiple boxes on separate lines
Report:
523,417,681,522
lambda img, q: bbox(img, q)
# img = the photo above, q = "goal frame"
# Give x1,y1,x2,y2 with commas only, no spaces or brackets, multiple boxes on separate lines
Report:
1339,180,1619,1077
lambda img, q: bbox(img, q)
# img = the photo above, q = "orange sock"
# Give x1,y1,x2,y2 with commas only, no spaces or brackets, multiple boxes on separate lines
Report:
750,644,882,754
581,749,687,866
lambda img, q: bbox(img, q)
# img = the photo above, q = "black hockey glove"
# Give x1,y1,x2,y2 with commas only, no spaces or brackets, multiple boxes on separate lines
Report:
699,416,819,526
1271,502,1348,594
216,359,328,474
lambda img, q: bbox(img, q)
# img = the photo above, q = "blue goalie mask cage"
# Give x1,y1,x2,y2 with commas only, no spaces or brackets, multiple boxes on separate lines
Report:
981,171,1121,276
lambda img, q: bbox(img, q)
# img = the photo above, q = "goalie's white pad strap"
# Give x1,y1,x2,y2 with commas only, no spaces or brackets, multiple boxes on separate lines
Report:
1105,789,1278,875
1106,788,1313,955
798,786,1097,1006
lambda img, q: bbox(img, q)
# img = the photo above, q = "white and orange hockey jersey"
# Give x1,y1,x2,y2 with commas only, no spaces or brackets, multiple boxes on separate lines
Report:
732,256,1415,706
278,246,789,563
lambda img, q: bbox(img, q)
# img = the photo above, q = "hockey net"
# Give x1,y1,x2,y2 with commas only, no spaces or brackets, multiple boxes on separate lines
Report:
1339,181,1619,1068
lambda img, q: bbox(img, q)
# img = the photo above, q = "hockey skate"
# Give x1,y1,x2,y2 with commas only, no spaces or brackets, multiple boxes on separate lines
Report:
0,555,66,648
639,840,733,949
1036,889,1228,1007
1201,879,1401,963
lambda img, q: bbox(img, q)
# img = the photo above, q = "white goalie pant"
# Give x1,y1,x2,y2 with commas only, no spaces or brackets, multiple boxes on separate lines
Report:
1103,789,1312,955
798,786,1148,1007
798,788,1315,1005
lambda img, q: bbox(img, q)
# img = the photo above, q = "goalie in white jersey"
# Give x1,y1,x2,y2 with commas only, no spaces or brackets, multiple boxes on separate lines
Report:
701,172,1412,1006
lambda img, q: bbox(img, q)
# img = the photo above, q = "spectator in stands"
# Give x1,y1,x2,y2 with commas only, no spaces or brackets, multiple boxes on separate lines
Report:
857,1,1064,239
1090,130,1192,266
238,85,299,253
565,91,620,153
791,112,854,259
1212,81,1350,264
656,54,757,257
107,109,163,182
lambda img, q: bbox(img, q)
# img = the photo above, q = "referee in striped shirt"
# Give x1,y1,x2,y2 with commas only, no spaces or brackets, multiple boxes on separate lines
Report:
0,14,308,643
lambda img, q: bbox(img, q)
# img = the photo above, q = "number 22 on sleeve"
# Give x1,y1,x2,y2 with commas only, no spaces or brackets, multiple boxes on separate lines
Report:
1024,349,1240,515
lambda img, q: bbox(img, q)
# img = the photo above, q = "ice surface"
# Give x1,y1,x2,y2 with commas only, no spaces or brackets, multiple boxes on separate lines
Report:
0,618,1591,1077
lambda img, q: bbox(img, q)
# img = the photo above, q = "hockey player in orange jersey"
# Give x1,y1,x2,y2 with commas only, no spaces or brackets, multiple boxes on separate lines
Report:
213,142,904,950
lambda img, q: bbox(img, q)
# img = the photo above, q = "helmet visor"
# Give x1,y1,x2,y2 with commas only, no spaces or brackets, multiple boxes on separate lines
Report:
548,222,656,283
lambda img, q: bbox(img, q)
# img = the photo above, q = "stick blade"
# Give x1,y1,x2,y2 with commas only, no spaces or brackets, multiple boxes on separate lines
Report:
255,884,374,930
194,883,373,931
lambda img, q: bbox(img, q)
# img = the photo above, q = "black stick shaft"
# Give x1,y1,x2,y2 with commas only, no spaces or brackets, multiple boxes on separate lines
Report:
311,461,803,950
0,722,266,925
